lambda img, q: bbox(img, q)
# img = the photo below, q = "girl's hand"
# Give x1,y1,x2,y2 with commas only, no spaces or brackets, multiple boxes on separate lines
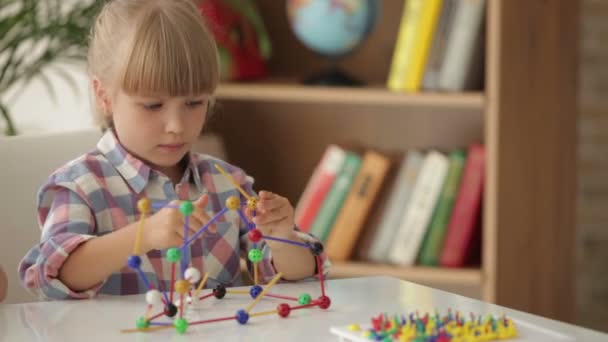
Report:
190,194,217,234
247,191,295,240
142,195,215,251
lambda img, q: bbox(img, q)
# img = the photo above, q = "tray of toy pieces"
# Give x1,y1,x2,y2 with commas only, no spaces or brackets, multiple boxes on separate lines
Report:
330,310,575,341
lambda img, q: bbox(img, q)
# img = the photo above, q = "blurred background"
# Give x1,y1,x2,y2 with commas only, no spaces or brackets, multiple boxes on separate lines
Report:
0,0,606,334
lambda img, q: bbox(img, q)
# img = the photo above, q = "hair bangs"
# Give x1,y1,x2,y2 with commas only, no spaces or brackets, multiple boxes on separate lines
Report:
119,4,219,97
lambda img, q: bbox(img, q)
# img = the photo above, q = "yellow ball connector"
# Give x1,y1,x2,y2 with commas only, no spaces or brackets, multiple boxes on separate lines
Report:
137,198,151,214
225,196,241,210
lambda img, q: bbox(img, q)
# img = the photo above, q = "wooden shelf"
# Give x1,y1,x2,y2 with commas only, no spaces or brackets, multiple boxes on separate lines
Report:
328,261,482,287
214,0,578,321
217,82,484,108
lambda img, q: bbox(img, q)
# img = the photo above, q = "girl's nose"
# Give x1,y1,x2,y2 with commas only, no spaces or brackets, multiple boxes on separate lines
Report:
165,110,184,134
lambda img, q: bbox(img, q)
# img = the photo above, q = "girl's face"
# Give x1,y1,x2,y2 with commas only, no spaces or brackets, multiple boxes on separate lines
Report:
107,89,209,175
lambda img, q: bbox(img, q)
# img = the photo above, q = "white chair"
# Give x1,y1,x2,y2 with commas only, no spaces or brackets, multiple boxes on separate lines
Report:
0,129,226,303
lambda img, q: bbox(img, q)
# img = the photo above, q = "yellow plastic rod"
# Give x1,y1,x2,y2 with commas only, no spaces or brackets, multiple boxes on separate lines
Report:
245,273,282,313
214,164,253,201
250,309,278,318
192,272,210,299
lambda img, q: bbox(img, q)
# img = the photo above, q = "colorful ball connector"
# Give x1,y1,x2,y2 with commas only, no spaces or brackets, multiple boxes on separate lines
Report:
120,164,330,335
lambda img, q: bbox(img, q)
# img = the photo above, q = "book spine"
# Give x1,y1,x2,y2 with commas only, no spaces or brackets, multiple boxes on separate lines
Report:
417,150,466,266
326,151,391,261
440,144,485,267
437,0,486,91
388,151,449,265
404,0,444,92
387,0,424,91
422,0,458,90
295,145,346,232
368,151,423,263
309,152,362,243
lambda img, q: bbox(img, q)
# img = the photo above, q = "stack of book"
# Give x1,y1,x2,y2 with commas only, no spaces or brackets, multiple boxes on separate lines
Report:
294,144,485,268
387,0,486,93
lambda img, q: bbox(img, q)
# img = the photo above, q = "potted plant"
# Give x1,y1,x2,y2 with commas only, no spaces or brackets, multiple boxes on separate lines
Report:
0,0,101,136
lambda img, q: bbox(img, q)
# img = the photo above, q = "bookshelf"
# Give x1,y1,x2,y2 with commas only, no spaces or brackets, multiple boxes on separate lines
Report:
330,262,481,286
217,82,484,108
209,1,579,323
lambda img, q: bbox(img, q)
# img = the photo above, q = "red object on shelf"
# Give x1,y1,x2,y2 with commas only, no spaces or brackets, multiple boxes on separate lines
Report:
199,0,267,81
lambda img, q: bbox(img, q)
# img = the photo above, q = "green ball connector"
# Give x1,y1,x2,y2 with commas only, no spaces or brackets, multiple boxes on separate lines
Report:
174,318,188,334
179,201,194,216
298,293,311,305
248,248,263,263
166,248,182,263
136,317,149,329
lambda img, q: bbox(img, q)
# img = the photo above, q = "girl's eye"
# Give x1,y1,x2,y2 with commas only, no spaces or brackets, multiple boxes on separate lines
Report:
186,100,205,108
143,102,163,111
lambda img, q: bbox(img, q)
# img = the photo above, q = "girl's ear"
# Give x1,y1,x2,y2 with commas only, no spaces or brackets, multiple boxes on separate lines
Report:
92,77,113,117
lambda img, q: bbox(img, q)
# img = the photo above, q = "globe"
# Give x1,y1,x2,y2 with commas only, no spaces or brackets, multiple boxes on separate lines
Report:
287,0,379,85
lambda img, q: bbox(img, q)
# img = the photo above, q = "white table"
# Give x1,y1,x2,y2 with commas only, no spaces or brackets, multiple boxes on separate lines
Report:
1,276,605,341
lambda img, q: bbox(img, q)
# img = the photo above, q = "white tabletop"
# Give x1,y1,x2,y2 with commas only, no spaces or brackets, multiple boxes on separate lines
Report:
1,276,605,342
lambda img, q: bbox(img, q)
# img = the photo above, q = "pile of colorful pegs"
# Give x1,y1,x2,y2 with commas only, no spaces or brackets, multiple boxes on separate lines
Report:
347,309,518,342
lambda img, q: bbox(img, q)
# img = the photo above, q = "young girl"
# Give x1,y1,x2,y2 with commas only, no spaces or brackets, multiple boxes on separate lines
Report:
19,0,328,300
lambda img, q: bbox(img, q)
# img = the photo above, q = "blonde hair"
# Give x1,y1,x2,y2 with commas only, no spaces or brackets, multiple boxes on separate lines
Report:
88,0,219,129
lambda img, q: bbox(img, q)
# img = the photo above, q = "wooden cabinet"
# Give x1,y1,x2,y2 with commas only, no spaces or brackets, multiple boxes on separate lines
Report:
209,0,579,322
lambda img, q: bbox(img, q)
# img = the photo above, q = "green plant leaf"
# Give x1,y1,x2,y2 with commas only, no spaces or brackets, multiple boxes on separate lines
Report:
0,0,103,135
0,101,17,136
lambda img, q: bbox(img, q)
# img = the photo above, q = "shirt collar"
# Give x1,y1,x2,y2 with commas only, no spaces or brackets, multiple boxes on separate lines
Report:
180,152,203,193
97,130,202,194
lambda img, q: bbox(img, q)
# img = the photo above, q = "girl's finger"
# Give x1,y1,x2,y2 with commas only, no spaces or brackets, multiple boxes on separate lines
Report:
187,217,203,233
175,229,187,241
257,196,287,213
257,197,274,211
258,191,274,200
194,194,209,208
191,207,217,232
253,207,288,226
255,223,272,236
246,207,261,218
255,216,289,236
192,211,212,229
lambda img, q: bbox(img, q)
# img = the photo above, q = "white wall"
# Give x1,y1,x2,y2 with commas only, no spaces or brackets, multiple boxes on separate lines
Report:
1,62,95,135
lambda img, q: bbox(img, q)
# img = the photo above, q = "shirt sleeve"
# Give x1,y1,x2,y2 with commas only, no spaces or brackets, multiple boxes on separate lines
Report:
18,182,104,300
229,166,331,284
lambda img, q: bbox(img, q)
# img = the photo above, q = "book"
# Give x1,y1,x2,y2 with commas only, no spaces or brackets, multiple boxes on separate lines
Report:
417,149,466,266
388,151,449,265
366,150,424,263
403,0,444,92
352,151,402,262
422,0,458,90
387,0,444,92
325,151,391,262
440,144,485,267
309,152,362,243
437,0,486,91
294,145,346,233
387,0,423,91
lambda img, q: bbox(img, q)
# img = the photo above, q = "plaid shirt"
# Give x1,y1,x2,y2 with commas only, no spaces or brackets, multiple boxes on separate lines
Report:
19,130,329,300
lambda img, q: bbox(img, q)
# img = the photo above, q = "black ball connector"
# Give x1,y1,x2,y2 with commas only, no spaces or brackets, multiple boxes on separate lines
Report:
164,303,178,318
310,242,324,256
213,284,226,299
